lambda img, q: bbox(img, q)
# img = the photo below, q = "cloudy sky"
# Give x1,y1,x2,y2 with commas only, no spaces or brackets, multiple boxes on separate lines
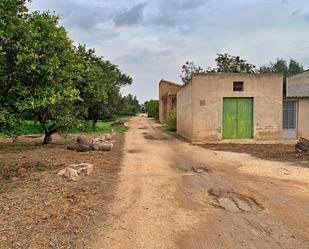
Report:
28,0,309,102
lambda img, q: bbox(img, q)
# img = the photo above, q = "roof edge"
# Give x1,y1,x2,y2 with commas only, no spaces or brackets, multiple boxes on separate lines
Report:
192,72,283,77
159,79,182,87
287,69,309,79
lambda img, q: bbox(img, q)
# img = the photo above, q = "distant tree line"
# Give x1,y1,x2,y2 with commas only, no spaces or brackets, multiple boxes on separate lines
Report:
0,0,139,143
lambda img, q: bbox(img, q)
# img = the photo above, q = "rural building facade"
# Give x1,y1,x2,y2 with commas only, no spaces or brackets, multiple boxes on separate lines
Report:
285,70,309,139
176,73,283,142
159,80,182,124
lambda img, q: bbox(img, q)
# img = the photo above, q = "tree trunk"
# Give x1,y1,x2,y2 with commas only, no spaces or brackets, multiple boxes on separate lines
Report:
43,129,57,145
38,119,57,145
92,120,97,132
43,132,53,145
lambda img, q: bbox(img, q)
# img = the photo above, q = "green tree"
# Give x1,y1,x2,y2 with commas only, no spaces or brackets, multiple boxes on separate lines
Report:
1,0,134,141
181,61,205,84
214,53,256,73
145,100,159,119
74,45,133,130
180,54,256,84
1,9,82,143
259,58,304,95
125,94,140,116
112,94,140,117
0,0,30,137
98,60,132,121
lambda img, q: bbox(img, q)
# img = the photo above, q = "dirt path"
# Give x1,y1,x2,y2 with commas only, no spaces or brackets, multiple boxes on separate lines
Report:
93,115,309,249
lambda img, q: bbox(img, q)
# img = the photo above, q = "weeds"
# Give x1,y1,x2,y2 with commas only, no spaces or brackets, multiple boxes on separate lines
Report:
31,162,55,172
157,126,176,136
0,141,41,153
0,179,22,193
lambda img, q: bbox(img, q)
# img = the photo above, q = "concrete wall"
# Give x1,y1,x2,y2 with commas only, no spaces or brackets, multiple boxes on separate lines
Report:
159,80,181,123
177,82,193,140
177,73,283,142
298,98,309,139
287,70,309,97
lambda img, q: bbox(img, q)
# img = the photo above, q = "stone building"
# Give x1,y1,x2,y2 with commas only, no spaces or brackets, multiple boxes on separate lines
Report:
285,70,309,139
159,80,182,124
176,73,283,142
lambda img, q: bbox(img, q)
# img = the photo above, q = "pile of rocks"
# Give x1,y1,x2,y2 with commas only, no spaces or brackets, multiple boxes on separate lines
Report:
295,137,309,154
67,134,114,152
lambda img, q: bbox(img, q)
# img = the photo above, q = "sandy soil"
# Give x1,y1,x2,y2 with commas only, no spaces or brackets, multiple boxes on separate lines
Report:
93,115,309,249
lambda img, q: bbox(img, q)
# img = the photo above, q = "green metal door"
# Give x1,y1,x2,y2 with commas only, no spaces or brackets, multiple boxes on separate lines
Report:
223,98,238,139
223,98,253,139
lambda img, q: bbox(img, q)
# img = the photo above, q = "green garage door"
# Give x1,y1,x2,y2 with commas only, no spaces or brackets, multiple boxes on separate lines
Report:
223,98,253,139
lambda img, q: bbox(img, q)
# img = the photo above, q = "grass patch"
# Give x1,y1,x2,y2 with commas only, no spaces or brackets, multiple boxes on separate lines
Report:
31,162,55,172
0,179,22,193
21,120,44,134
0,116,131,137
157,125,176,136
68,120,128,133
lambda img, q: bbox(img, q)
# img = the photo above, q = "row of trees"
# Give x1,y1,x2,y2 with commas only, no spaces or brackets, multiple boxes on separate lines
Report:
181,54,304,95
0,0,139,143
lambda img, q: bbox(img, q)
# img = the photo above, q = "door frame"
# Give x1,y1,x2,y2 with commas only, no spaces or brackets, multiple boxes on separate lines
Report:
282,99,298,140
222,97,254,140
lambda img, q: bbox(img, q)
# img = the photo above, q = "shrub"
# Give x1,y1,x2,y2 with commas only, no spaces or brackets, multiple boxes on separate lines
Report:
167,107,177,131
146,100,159,120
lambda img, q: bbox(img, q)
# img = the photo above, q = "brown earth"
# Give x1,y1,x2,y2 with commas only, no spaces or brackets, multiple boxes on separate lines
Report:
199,143,309,167
2,116,309,249
0,133,124,249
93,115,309,249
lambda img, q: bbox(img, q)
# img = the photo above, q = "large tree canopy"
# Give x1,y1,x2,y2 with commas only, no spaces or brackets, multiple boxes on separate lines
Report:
0,0,134,143
1,10,82,143
0,0,30,137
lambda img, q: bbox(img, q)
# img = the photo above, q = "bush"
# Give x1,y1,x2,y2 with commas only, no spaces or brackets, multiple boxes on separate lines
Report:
145,100,159,120
167,107,177,131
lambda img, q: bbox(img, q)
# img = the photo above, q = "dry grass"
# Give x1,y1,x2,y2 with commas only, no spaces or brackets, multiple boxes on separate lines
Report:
0,133,124,249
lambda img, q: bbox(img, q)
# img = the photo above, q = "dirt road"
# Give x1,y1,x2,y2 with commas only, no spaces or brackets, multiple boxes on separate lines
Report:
93,115,309,249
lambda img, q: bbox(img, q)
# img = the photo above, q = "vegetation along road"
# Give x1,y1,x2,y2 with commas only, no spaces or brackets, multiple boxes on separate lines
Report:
91,115,309,249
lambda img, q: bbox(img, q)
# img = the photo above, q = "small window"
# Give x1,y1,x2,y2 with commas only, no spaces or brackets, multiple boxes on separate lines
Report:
233,81,244,91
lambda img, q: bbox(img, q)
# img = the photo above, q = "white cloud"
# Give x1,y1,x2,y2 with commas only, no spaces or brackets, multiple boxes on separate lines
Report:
28,0,309,102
